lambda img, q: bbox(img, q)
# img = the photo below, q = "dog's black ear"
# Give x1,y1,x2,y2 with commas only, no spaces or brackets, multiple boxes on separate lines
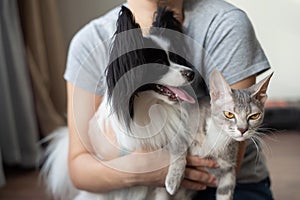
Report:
151,7,182,33
106,6,145,126
111,6,144,56
150,7,184,53
116,6,141,33
107,5,145,95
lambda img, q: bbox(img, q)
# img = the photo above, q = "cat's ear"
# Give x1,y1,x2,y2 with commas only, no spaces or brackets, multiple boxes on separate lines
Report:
250,72,273,104
209,70,233,101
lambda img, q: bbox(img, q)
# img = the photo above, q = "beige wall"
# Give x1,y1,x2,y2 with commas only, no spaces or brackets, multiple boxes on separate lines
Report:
227,0,300,100
58,0,125,46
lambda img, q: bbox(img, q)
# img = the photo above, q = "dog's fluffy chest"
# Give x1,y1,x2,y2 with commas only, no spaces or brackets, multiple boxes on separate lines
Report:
92,93,189,153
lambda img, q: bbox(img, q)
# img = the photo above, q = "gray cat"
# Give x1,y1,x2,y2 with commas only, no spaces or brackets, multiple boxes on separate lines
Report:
166,70,273,200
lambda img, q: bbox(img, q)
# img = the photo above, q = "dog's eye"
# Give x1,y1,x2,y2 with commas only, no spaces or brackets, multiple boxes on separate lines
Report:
154,58,167,64
168,52,181,63
147,49,169,65
168,52,191,67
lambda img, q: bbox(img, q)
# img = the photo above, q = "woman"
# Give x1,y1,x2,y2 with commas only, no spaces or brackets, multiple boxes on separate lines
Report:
64,0,273,199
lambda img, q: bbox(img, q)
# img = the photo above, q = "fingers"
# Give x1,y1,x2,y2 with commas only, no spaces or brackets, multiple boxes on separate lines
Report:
184,167,218,188
181,179,207,191
186,156,219,168
184,156,219,190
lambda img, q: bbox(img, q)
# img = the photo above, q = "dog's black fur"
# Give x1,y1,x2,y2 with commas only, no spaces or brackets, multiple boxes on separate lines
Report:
106,6,208,128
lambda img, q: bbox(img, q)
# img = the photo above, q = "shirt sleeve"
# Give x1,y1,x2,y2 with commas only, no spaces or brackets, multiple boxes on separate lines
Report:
203,9,270,85
64,21,110,96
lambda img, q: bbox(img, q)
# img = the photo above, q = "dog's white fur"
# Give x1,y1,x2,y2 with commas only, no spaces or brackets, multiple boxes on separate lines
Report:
41,44,197,199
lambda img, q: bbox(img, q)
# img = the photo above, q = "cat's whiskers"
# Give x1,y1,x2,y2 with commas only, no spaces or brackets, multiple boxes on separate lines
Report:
252,133,273,157
258,126,278,133
251,134,271,165
224,136,231,151
256,127,280,142
250,136,261,165
255,131,274,142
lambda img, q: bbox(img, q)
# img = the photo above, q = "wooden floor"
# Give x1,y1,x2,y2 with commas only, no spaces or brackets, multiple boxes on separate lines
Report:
0,168,52,200
0,131,299,200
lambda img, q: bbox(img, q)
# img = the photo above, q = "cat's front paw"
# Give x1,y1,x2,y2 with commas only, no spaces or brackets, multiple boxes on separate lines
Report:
165,175,182,195
165,154,187,195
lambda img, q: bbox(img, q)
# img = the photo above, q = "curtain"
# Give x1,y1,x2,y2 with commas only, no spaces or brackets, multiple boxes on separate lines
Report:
18,0,67,136
0,0,67,186
0,0,40,186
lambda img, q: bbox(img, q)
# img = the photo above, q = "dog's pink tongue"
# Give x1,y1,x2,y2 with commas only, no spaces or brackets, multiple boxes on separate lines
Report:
167,86,195,104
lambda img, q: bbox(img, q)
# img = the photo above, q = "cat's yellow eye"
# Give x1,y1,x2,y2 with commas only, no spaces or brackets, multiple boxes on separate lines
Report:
224,111,235,119
249,113,261,120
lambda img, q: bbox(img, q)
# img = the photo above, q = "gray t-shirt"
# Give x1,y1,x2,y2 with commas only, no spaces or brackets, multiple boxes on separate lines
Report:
64,0,270,183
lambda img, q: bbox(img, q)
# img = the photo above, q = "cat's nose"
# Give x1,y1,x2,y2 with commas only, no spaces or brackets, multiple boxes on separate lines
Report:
181,70,195,82
238,128,248,135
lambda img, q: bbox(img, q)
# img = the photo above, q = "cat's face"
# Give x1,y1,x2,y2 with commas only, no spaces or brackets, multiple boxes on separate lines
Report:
209,70,273,141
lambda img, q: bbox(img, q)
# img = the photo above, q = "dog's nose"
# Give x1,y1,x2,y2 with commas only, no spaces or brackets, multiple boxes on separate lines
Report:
181,70,195,82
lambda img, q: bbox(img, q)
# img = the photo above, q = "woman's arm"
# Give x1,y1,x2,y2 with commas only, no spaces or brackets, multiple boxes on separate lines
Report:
67,81,219,192
67,82,171,192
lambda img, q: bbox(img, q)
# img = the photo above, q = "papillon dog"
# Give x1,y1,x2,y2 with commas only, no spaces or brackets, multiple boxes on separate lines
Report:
42,6,208,200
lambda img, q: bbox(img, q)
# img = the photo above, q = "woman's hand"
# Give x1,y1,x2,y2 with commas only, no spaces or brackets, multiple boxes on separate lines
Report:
127,154,219,191
182,156,219,190
122,155,218,192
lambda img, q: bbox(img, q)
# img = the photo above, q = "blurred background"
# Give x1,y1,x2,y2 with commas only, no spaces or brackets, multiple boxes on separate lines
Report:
0,0,299,199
